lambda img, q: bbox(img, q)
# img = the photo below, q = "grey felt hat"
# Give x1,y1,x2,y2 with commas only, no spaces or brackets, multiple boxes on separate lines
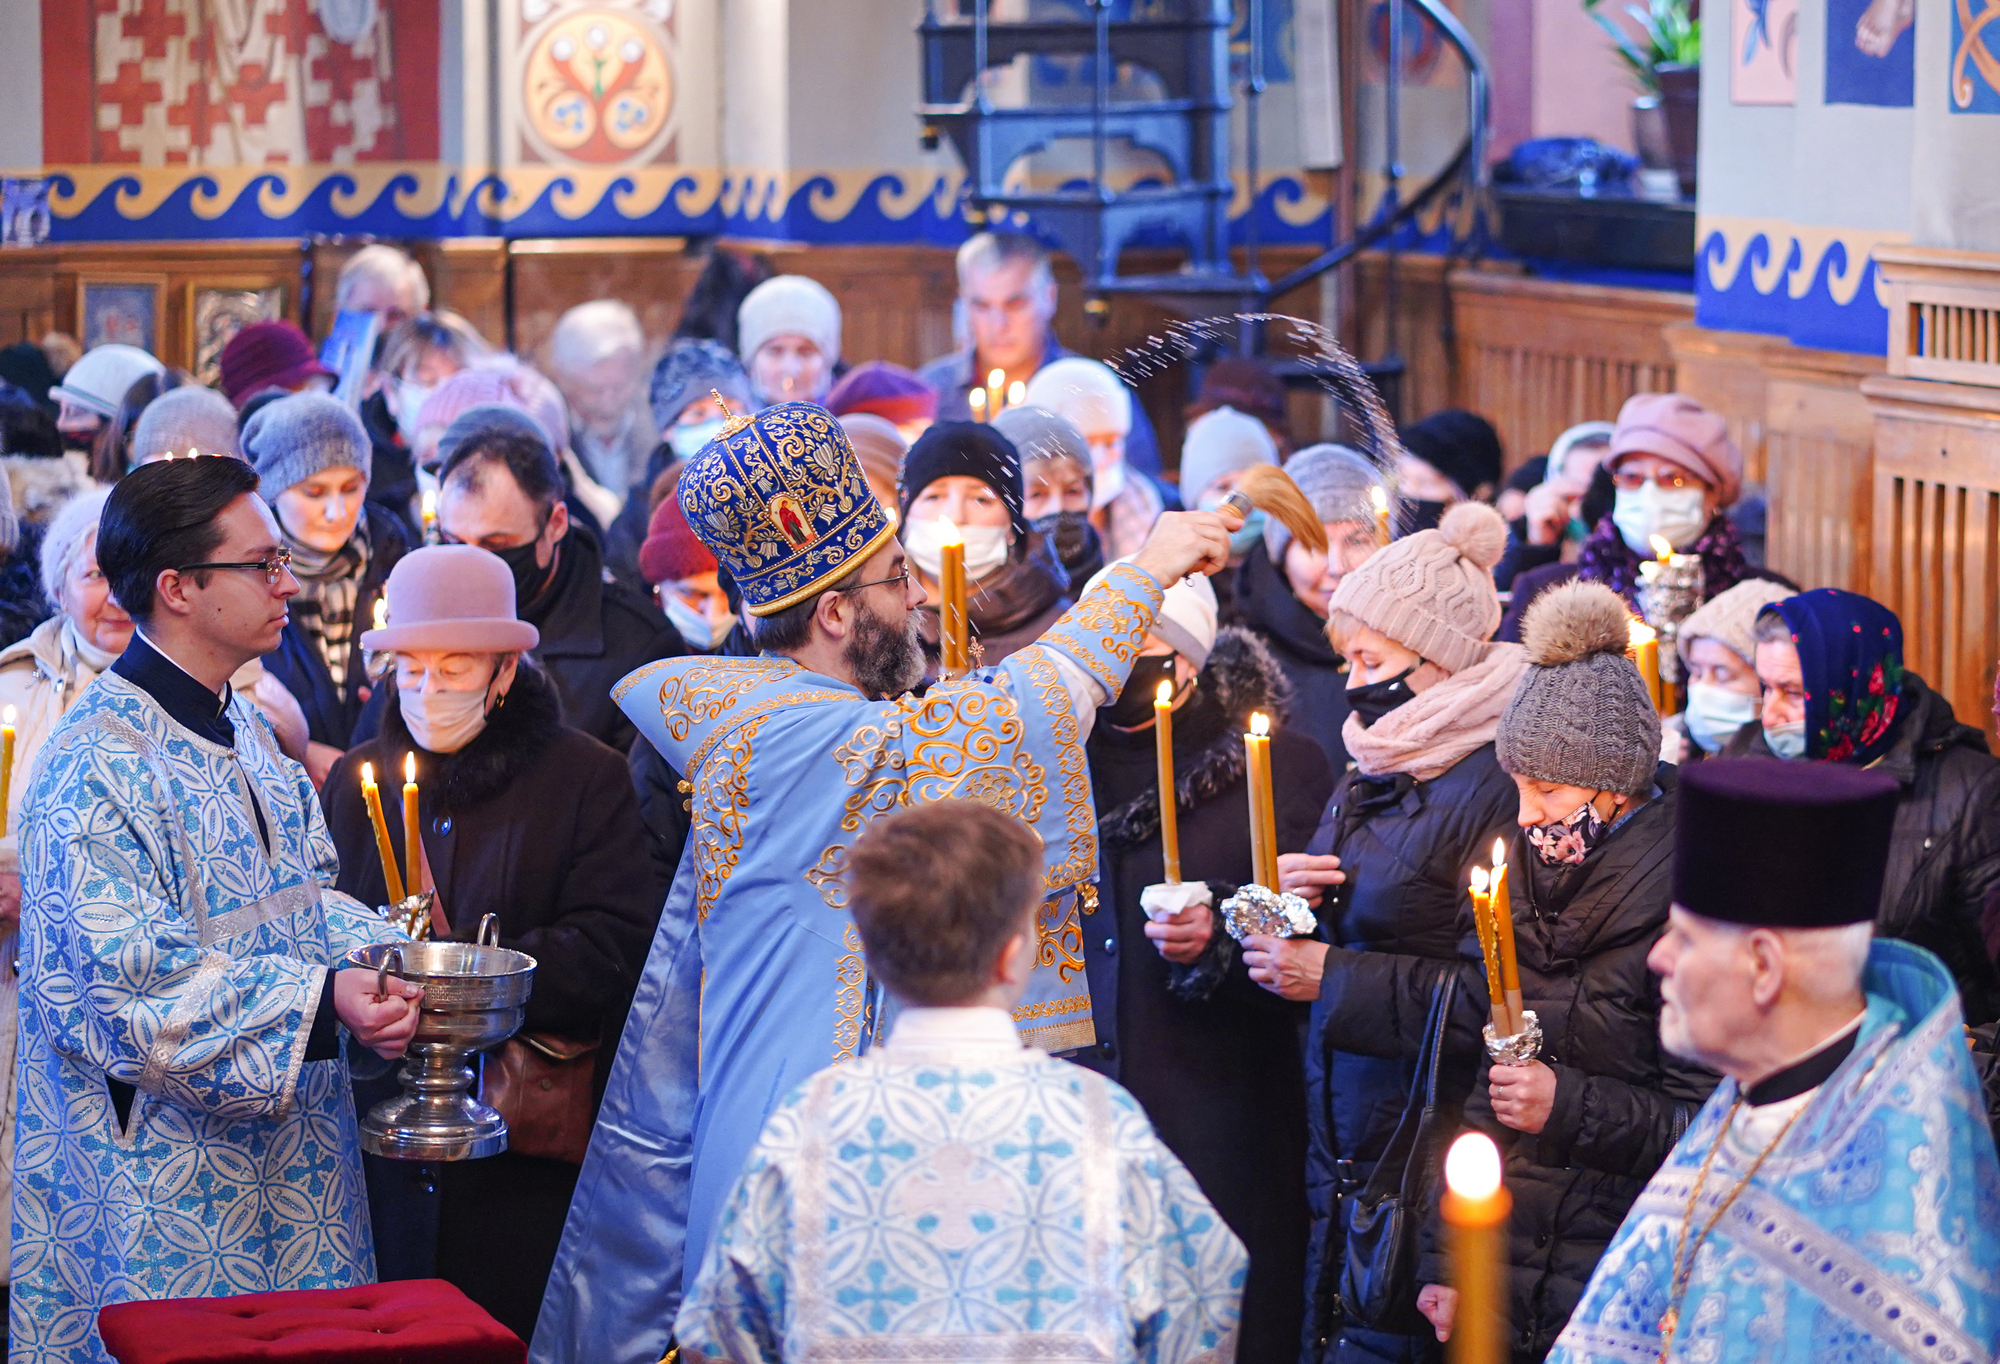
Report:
1266,442,1385,562
130,385,241,465
1497,580,1661,795
241,391,371,497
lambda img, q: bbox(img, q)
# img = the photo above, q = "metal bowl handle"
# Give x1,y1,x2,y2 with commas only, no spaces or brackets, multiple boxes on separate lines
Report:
376,945,404,1000
477,914,501,947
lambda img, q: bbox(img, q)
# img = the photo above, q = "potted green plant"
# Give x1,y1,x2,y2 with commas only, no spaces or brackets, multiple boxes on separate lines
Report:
1584,0,1701,192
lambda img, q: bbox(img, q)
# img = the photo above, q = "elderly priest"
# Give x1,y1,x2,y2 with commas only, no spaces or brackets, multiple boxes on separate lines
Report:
1550,758,2000,1364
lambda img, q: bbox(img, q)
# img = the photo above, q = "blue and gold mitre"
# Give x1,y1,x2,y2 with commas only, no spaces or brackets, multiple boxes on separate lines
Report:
678,400,898,616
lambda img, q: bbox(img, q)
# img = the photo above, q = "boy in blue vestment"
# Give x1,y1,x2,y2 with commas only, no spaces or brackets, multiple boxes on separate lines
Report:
678,799,1247,1364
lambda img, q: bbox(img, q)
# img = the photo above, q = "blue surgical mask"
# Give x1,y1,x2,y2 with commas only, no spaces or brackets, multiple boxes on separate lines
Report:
1765,720,1808,761
669,418,726,458
1683,681,1759,754
1227,508,1267,558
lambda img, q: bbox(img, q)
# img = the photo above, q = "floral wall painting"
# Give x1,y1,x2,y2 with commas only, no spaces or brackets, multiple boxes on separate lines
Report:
1828,0,1916,105
1951,0,2000,111
516,1,679,167
1732,0,1799,104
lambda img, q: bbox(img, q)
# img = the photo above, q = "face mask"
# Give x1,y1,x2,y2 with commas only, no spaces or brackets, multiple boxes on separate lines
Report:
492,538,552,610
1033,511,1095,570
665,592,733,650
1226,508,1267,558
1612,482,1708,555
1091,459,1127,511
669,418,725,459
1764,720,1808,761
1683,681,1759,754
1346,666,1417,728
1526,796,1612,867
395,379,433,445
903,518,1010,580
402,683,493,754
1102,653,1177,729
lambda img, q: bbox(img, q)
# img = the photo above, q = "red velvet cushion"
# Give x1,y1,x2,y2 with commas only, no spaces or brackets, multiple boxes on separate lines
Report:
97,1279,525,1364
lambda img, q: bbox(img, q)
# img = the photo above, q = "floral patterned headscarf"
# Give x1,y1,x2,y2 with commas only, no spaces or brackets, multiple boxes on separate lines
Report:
1764,589,1906,765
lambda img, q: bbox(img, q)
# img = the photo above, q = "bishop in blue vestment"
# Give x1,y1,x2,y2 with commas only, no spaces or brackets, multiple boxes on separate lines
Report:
533,402,1237,1364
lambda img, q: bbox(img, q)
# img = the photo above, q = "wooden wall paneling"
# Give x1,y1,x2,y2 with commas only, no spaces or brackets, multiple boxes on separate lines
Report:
431,238,509,351
1863,373,2000,750
1449,271,1691,471
39,242,305,372
763,244,959,377
507,237,701,366
1666,324,1781,485
1350,251,1453,429
1760,346,1882,595
0,255,57,349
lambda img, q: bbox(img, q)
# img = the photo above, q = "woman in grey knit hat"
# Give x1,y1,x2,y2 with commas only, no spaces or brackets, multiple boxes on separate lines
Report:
1414,580,1715,1362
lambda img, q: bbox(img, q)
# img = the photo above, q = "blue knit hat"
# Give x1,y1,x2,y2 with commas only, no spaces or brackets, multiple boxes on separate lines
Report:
677,400,895,616
240,391,371,497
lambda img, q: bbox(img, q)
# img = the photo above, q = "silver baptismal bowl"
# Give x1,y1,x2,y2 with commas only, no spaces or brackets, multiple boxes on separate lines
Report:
347,914,537,1161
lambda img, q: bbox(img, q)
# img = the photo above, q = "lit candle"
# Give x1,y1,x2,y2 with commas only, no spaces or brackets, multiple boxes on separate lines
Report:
1007,380,1027,411
967,386,986,418
985,368,1006,417
1650,534,1673,566
1245,713,1278,889
360,762,407,904
1371,484,1392,545
1470,867,1505,1033
0,704,16,838
1442,1132,1511,1364
421,488,438,541
1156,679,1180,884
1490,837,1522,1035
1628,618,1662,714
938,518,967,676
403,752,424,895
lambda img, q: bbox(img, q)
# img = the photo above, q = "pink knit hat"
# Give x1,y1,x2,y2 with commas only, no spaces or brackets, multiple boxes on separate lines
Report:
1325,501,1508,673
415,361,569,453
360,544,541,654
1609,392,1743,508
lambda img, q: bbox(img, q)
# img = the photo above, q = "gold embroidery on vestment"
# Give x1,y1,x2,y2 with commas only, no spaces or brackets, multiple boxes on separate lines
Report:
832,922,867,1062
691,714,770,921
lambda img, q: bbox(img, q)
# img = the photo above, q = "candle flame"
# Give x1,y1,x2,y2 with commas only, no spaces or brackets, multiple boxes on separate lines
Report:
1156,679,1173,704
187,447,198,461
937,516,962,547
421,488,438,522
1649,534,1673,562
987,368,1006,390
1250,712,1270,737
3,704,15,725
372,598,387,631
360,762,375,787
968,388,986,411
404,752,416,783
1445,1131,1503,1199
1628,617,1657,646
1370,485,1389,512
1470,865,1488,893
1007,380,1026,406
1491,836,1507,870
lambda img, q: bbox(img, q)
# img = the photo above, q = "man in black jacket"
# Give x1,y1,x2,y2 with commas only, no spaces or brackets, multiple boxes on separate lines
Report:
432,416,685,751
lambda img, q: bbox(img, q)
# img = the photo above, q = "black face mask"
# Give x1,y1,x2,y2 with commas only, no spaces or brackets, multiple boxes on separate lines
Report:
492,538,553,611
1102,654,1177,730
1032,510,1098,572
1402,500,1449,536
1346,666,1418,727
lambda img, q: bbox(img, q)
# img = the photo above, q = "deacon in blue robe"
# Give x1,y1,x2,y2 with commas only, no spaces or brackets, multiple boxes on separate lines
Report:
12,634,409,1364
1548,760,2000,1364
533,402,1227,1364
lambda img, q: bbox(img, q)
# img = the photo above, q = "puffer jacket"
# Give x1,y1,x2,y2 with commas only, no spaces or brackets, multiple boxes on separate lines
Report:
1728,673,2000,1025
1301,743,1520,1363
1415,765,1717,1362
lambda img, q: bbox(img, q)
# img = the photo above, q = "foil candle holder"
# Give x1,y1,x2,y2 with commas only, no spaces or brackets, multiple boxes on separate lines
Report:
1636,537,1704,687
1219,884,1318,941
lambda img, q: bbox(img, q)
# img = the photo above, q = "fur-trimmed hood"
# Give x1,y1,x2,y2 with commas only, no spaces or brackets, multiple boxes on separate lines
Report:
381,658,567,811
1098,626,1292,851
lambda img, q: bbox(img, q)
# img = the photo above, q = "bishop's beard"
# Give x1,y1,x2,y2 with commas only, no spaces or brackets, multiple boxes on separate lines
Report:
845,597,927,699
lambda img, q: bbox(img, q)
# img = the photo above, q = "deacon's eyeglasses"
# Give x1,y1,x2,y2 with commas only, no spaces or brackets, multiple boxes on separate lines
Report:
176,549,296,587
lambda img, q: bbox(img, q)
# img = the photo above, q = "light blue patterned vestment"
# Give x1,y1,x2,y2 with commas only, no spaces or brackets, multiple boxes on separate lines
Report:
531,566,1166,1364
10,673,406,1364
676,1012,1247,1363
1550,938,2000,1364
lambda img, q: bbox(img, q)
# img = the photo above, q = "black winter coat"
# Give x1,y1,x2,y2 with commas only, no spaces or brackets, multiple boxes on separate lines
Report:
1301,742,1520,1364
324,664,670,1341
1414,769,1718,1362
359,389,421,544
1232,542,1354,774
263,507,409,748
1075,629,1334,1364
1727,673,2000,1025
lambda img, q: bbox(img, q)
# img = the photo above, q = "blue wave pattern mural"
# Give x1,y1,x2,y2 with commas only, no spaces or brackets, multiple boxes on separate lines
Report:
42,165,1334,250
1696,218,1899,355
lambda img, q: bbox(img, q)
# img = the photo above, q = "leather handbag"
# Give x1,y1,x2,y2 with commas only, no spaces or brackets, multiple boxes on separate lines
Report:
1337,971,1460,1335
480,1032,600,1165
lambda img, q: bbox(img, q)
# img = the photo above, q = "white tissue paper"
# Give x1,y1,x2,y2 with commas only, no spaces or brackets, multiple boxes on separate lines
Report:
1139,880,1215,923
